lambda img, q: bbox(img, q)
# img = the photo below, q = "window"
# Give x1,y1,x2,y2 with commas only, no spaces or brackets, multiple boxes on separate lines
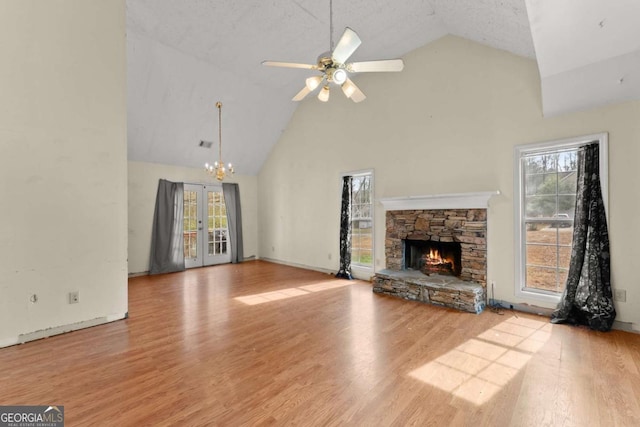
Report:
514,133,608,302
350,172,373,268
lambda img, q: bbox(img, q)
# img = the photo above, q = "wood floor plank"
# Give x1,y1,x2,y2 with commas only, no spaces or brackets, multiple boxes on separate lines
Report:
0,260,639,426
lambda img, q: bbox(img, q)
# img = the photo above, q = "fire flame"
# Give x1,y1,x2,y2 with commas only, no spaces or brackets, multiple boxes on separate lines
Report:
421,246,456,275
425,248,447,265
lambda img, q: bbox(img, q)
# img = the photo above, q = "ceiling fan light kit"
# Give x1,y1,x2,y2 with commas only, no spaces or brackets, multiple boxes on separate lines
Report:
306,75,323,91
318,86,331,102
262,1,404,103
332,68,347,85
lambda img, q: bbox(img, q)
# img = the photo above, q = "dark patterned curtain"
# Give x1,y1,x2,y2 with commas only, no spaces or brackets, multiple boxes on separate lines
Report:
336,176,353,279
551,143,615,331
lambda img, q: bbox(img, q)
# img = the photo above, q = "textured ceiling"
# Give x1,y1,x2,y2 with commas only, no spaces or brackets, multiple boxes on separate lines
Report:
526,0,640,116
126,0,638,175
126,0,534,175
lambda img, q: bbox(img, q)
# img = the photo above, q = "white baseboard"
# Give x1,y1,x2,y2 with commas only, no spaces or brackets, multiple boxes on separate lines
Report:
490,299,638,334
612,320,640,334
1,312,128,349
260,257,336,276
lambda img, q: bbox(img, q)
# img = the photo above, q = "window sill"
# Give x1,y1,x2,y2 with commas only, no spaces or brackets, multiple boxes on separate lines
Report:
515,287,561,305
351,265,373,281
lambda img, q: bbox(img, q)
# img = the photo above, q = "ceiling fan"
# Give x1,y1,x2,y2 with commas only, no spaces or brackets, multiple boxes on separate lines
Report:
262,1,404,103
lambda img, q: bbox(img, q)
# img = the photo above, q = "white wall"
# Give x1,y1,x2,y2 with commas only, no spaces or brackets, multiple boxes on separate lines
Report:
258,36,640,330
128,161,258,274
0,0,128,346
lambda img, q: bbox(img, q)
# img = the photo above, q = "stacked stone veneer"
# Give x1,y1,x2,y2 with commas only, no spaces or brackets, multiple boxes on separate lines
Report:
373,271,485,314
373,208,487,313
385,209,487,286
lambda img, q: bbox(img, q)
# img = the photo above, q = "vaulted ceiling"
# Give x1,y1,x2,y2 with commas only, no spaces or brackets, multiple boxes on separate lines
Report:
126,0,640,175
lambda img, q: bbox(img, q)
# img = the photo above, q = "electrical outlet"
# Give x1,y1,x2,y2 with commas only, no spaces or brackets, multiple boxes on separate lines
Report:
69,291,79,304
614,289,626,303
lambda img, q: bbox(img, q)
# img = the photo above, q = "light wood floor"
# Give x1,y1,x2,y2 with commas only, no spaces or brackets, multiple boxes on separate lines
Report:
1,260,639,426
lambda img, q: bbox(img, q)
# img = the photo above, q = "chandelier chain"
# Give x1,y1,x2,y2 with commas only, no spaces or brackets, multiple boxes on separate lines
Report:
205,100,234,181
217,101,222,163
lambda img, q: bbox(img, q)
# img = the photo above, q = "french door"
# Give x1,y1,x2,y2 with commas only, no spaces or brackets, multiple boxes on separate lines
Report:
183,184,231,268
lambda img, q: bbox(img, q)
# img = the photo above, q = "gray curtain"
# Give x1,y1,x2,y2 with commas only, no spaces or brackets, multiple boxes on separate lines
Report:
222,183,244,263
336,176,353,279
551,143,615,331
149,179,185,274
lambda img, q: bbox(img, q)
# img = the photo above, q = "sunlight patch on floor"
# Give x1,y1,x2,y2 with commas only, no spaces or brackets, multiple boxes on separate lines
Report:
235,280,352,305
408,316,550,406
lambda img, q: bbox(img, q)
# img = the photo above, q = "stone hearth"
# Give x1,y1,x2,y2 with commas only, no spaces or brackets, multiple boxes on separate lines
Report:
373,270,484,314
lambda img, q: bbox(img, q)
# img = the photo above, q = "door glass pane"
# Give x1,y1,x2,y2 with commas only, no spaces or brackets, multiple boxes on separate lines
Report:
183,190,198,259
208,190,228,256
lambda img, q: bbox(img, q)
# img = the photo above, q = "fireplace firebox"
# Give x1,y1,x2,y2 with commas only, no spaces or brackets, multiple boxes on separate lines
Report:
404,239,462,277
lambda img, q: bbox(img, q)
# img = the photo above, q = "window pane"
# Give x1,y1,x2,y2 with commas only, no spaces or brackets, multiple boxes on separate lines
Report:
526,244,557,269
349,174,373,267
525,172,559,195
520,146,580,295
526,266,558,292
558,269,569,289
525,195,557,217
559,246,572,270
557,195,576,217
525,222,555,243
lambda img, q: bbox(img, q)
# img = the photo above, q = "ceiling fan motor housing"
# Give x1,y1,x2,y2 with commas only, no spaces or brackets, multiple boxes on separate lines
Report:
316,53,333,70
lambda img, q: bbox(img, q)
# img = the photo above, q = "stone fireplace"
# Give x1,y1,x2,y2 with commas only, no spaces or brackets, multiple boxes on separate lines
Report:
385,208,487,286
372,192,498,314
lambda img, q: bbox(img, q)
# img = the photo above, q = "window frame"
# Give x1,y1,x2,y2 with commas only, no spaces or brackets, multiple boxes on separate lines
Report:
513,133,608,303
343,169,374,275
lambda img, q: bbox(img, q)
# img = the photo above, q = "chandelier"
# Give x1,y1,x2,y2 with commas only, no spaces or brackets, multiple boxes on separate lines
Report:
205,101,234,181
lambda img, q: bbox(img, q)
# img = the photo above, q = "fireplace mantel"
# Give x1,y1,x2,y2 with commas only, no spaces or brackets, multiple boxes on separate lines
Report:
378,191,500,211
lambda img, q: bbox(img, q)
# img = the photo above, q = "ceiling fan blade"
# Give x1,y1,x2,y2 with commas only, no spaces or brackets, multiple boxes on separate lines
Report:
292,86,312,102
348,59,404,73
262,61,317,70
331,27,362,64
341,78,366,103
